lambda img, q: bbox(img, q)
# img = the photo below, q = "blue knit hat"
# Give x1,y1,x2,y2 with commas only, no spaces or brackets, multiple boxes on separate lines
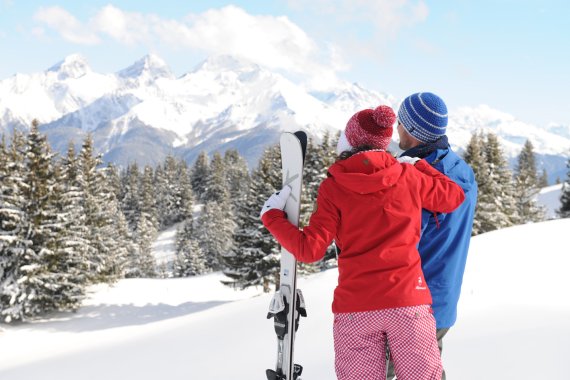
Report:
397,92,448,143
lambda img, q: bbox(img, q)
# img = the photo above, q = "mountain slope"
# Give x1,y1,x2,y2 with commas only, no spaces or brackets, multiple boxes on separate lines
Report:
0,54,568,174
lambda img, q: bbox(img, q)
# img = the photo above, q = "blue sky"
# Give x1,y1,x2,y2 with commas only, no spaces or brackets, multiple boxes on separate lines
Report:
0,0,569,127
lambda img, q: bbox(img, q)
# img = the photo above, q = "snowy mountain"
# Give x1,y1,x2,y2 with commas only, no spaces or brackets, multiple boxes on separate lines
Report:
0,218,569,379
0,54,568,177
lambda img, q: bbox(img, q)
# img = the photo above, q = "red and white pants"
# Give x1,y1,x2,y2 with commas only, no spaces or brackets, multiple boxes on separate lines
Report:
333,305,442,380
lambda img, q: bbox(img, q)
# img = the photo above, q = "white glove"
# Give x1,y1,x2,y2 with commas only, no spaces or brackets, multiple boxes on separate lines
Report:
397,156,421,165
260,185,292,218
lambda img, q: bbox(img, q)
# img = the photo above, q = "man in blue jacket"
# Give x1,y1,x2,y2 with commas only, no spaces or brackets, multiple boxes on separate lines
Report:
387,92,478,380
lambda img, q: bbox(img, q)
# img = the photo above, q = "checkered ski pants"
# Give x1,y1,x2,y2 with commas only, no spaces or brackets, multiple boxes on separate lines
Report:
333,305,442,380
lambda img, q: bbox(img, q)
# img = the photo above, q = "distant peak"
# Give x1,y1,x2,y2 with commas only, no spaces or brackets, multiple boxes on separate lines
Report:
117,54,174,80
47,54,91,79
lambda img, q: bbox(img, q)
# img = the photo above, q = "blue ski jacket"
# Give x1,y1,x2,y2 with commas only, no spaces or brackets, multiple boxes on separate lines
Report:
418,147,477,329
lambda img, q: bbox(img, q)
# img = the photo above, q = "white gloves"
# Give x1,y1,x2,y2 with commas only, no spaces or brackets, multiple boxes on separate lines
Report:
397,156,421,165
260,185,292,218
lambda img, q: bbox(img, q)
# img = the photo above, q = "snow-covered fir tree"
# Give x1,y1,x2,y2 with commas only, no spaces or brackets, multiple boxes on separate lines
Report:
539,169,549,188
463,132,486,235
174,219,206,277
514,139,545,223
558,156,570,218
202,152,230,203
120,162,141,231
191,151,209,201
105,162,123,201
195,152,236,270
317,131,340,268
129,165,158,278
42,147,87,312
77,134,126,283
222,144,281,292
58,143,90,285
18,121,64,317
100,166,132,280
223,149,250,212
155,155,186,228
298,135,338,273
0,131,33,322
480,132,518,232
177,159,195,222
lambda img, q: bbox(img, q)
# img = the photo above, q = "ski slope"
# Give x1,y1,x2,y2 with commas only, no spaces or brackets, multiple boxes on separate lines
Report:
0,218,569,379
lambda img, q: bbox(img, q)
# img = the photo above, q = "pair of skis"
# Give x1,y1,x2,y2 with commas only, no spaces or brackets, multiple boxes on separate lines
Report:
266,131,308,380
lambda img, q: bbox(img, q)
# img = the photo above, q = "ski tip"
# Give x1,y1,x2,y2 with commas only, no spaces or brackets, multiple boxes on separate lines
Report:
293,131,308,162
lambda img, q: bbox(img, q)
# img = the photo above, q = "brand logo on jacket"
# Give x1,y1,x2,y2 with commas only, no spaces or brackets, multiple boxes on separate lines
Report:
416,276,427,290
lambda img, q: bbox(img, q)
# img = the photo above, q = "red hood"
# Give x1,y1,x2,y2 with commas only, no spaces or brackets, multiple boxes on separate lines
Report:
328,151,403,194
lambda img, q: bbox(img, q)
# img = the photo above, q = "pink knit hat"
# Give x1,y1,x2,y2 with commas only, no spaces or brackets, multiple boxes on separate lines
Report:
336,105,396,155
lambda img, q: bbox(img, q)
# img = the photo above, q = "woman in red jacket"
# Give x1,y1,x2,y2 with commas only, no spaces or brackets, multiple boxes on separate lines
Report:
261,105,465,380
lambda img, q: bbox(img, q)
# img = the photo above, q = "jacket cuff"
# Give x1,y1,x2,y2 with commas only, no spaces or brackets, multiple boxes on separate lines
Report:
261,209,286,226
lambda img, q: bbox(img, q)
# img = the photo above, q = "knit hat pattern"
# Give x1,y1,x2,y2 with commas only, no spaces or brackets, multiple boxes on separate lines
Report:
397,92,448,143
337,105,396,154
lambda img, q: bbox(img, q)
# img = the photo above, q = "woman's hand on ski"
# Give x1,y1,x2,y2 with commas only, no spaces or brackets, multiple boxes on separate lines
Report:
260,185,292,218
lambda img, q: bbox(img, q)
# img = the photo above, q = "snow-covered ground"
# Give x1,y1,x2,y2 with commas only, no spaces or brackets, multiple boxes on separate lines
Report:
538,183,563,219
0,218,569,379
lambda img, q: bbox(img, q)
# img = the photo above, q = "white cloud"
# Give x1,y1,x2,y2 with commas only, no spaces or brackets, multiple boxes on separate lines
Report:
34,6,100,45
32,5,345,86
286,0,428,36
180,6,333,76
90,5,152,46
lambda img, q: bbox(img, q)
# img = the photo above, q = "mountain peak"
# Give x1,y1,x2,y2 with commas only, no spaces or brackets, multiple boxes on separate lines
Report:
117,54,174,80
47,54,91,80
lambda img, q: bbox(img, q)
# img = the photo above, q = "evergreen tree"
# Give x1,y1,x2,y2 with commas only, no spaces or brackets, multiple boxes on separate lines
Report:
129,165,158,278
196,152,236,270
105,162,122,201
321,130,338,166
191,151,209,201
46,145,89,312
177,159,195,221
120,163,141,232
298,137,331,274
58,142,90,278
558,156,570,218
222,145,281,292
155,155,184,228
174,220,206,277
18,121,62,317
195,200,236,271
0,131,33,322
480,132,518,232
539,169,549,188
515,140,539,185
99,166,131,280
78,134,126,283
223,149,250,212
514,140,545,223
202,152,230,204
463,132,486,235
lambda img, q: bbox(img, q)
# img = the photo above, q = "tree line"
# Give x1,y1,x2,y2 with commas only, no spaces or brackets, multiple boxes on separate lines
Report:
1,123,569,322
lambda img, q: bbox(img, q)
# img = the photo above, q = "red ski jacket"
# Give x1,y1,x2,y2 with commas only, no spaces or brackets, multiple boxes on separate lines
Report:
262,150,465,313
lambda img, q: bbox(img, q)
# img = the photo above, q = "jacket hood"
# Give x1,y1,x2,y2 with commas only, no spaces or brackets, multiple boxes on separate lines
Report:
328,151,403,194
429,148,476,193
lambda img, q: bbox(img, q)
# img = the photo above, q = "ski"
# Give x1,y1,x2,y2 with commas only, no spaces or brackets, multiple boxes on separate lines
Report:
266,131,308,380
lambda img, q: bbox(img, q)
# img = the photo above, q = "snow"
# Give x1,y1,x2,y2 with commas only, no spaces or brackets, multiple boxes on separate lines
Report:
2,54,569,172
537,184,563,219
151,222,180,267
0,218,569,379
